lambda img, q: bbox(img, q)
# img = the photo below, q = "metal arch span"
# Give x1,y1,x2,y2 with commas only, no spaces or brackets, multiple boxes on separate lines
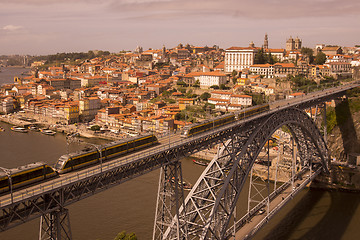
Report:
165,107,330,240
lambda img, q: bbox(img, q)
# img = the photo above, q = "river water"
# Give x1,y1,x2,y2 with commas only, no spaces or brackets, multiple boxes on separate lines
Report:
0,66,30,86
0,68,360,239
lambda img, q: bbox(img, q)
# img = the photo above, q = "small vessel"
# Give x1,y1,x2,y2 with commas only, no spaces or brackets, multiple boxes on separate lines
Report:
192,159,208,166
182,181,193,190
11,126,28,133
41,129,56,136
0,127,5,132
170,177,193,190
28,126,39,131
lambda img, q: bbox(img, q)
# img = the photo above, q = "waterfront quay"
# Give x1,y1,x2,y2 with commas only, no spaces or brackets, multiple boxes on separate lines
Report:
0,111,123,141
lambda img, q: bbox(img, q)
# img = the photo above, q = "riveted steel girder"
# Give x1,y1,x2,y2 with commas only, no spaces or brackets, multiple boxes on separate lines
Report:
164,108,329,239
153,161,187,240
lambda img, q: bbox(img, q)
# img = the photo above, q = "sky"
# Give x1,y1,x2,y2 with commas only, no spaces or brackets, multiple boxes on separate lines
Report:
0,0,359,55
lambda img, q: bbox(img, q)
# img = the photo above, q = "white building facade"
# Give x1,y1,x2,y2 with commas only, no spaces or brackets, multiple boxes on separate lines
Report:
225,47,258,73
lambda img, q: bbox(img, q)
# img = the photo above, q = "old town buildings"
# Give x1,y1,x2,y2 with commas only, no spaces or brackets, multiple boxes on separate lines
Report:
1,39,358,135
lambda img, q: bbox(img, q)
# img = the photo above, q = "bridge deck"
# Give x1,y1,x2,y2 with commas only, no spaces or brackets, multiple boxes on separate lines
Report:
0,82,358,233
234,168,321,239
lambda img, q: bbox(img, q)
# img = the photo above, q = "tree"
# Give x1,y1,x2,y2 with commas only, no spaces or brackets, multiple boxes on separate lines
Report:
301,47,314,64
90,125,101,131
200,92,211,101
254,48,267,64
210,85,219,89
114,231,137,240
231,70,238,84
176,80,187,86
162,90,171,97
231,70,238,78
219,84,229,90
267,52,275,64
314,51,327,65
193,79,200,88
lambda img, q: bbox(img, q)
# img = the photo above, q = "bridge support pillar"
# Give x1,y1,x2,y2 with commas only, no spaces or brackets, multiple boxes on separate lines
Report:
153,161,187,240
39,208,72,240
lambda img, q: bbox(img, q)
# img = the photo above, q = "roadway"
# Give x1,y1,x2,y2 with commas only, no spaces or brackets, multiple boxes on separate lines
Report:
0,82,358,230
1,81,358,208
233,168,321,240
0,132,185,207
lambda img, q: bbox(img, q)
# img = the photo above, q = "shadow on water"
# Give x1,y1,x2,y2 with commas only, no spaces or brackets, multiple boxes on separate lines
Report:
260,189,325,240
260,189,359,240
335,97,360,159
300,191,360,240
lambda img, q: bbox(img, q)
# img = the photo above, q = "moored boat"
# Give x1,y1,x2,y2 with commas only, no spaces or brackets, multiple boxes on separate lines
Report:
0,127,5,132
11,126,28,133
192,159,208,166
41,129,56,136
28,126,39,131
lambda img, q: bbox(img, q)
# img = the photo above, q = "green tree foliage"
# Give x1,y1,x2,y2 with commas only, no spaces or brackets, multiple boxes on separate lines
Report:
219,84,229,90
254,48,276,64
154,62,168,70
90,125,101,131
301,47,314,64
176,80,187,86
6,58,23,66
254,48,267,64
231,70,238,84
32,50,111,63
162,90,171,97
193,79,200,88
267,52,275,64
200,92,211,101
320,76,338,85
314,51,327,65
252,93,266,105
288,74,317,91
210,85,219,89
166,99,176,104
114,231,137,240
178,87,187,94
231,70,238,78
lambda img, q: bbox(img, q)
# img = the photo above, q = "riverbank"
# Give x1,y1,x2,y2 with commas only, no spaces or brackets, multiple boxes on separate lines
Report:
310,163,360,192
0,113,122,141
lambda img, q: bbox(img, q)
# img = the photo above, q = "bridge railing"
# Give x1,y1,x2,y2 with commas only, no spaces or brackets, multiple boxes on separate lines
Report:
1,82,357,207
0,126,219,207
227,167,322,238
271,81,358,109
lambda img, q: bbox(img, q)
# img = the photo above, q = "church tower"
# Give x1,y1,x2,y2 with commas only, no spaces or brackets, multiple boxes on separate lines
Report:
264,33,269,49
294,36,302,50
286,36,295,51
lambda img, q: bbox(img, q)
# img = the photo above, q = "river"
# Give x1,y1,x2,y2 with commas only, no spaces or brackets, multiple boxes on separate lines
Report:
0,70,359,239
0,66,30,86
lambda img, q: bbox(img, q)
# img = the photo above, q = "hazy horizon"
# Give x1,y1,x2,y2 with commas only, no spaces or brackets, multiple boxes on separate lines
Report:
1,0,359,55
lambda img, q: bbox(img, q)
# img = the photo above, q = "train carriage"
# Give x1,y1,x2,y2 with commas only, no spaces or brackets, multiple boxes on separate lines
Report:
54,134,158,174
236,104,270,121
0,162,57,194
181,113,236,137
181,104,270,138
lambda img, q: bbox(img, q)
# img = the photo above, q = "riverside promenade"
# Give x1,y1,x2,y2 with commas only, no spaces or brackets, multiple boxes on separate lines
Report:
0,112,122,141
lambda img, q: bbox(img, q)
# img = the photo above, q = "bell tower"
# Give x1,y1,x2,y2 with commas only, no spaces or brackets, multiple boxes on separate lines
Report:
264,33,269,49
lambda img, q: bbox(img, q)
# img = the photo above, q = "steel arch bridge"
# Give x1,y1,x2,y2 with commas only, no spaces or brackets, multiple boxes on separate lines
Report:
158,107,330,240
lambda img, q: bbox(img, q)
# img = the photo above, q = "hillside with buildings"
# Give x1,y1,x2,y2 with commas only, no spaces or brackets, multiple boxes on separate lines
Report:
1,37,359,138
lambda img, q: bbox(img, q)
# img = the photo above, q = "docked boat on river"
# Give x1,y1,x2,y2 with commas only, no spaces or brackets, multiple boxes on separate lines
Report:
28,125,39,131
40,129,56,136
192,159,208,166
11,126,28,133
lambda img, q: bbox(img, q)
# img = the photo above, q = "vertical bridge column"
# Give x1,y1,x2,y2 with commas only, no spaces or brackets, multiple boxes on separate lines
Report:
153,161,187,240
39,208,72,240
